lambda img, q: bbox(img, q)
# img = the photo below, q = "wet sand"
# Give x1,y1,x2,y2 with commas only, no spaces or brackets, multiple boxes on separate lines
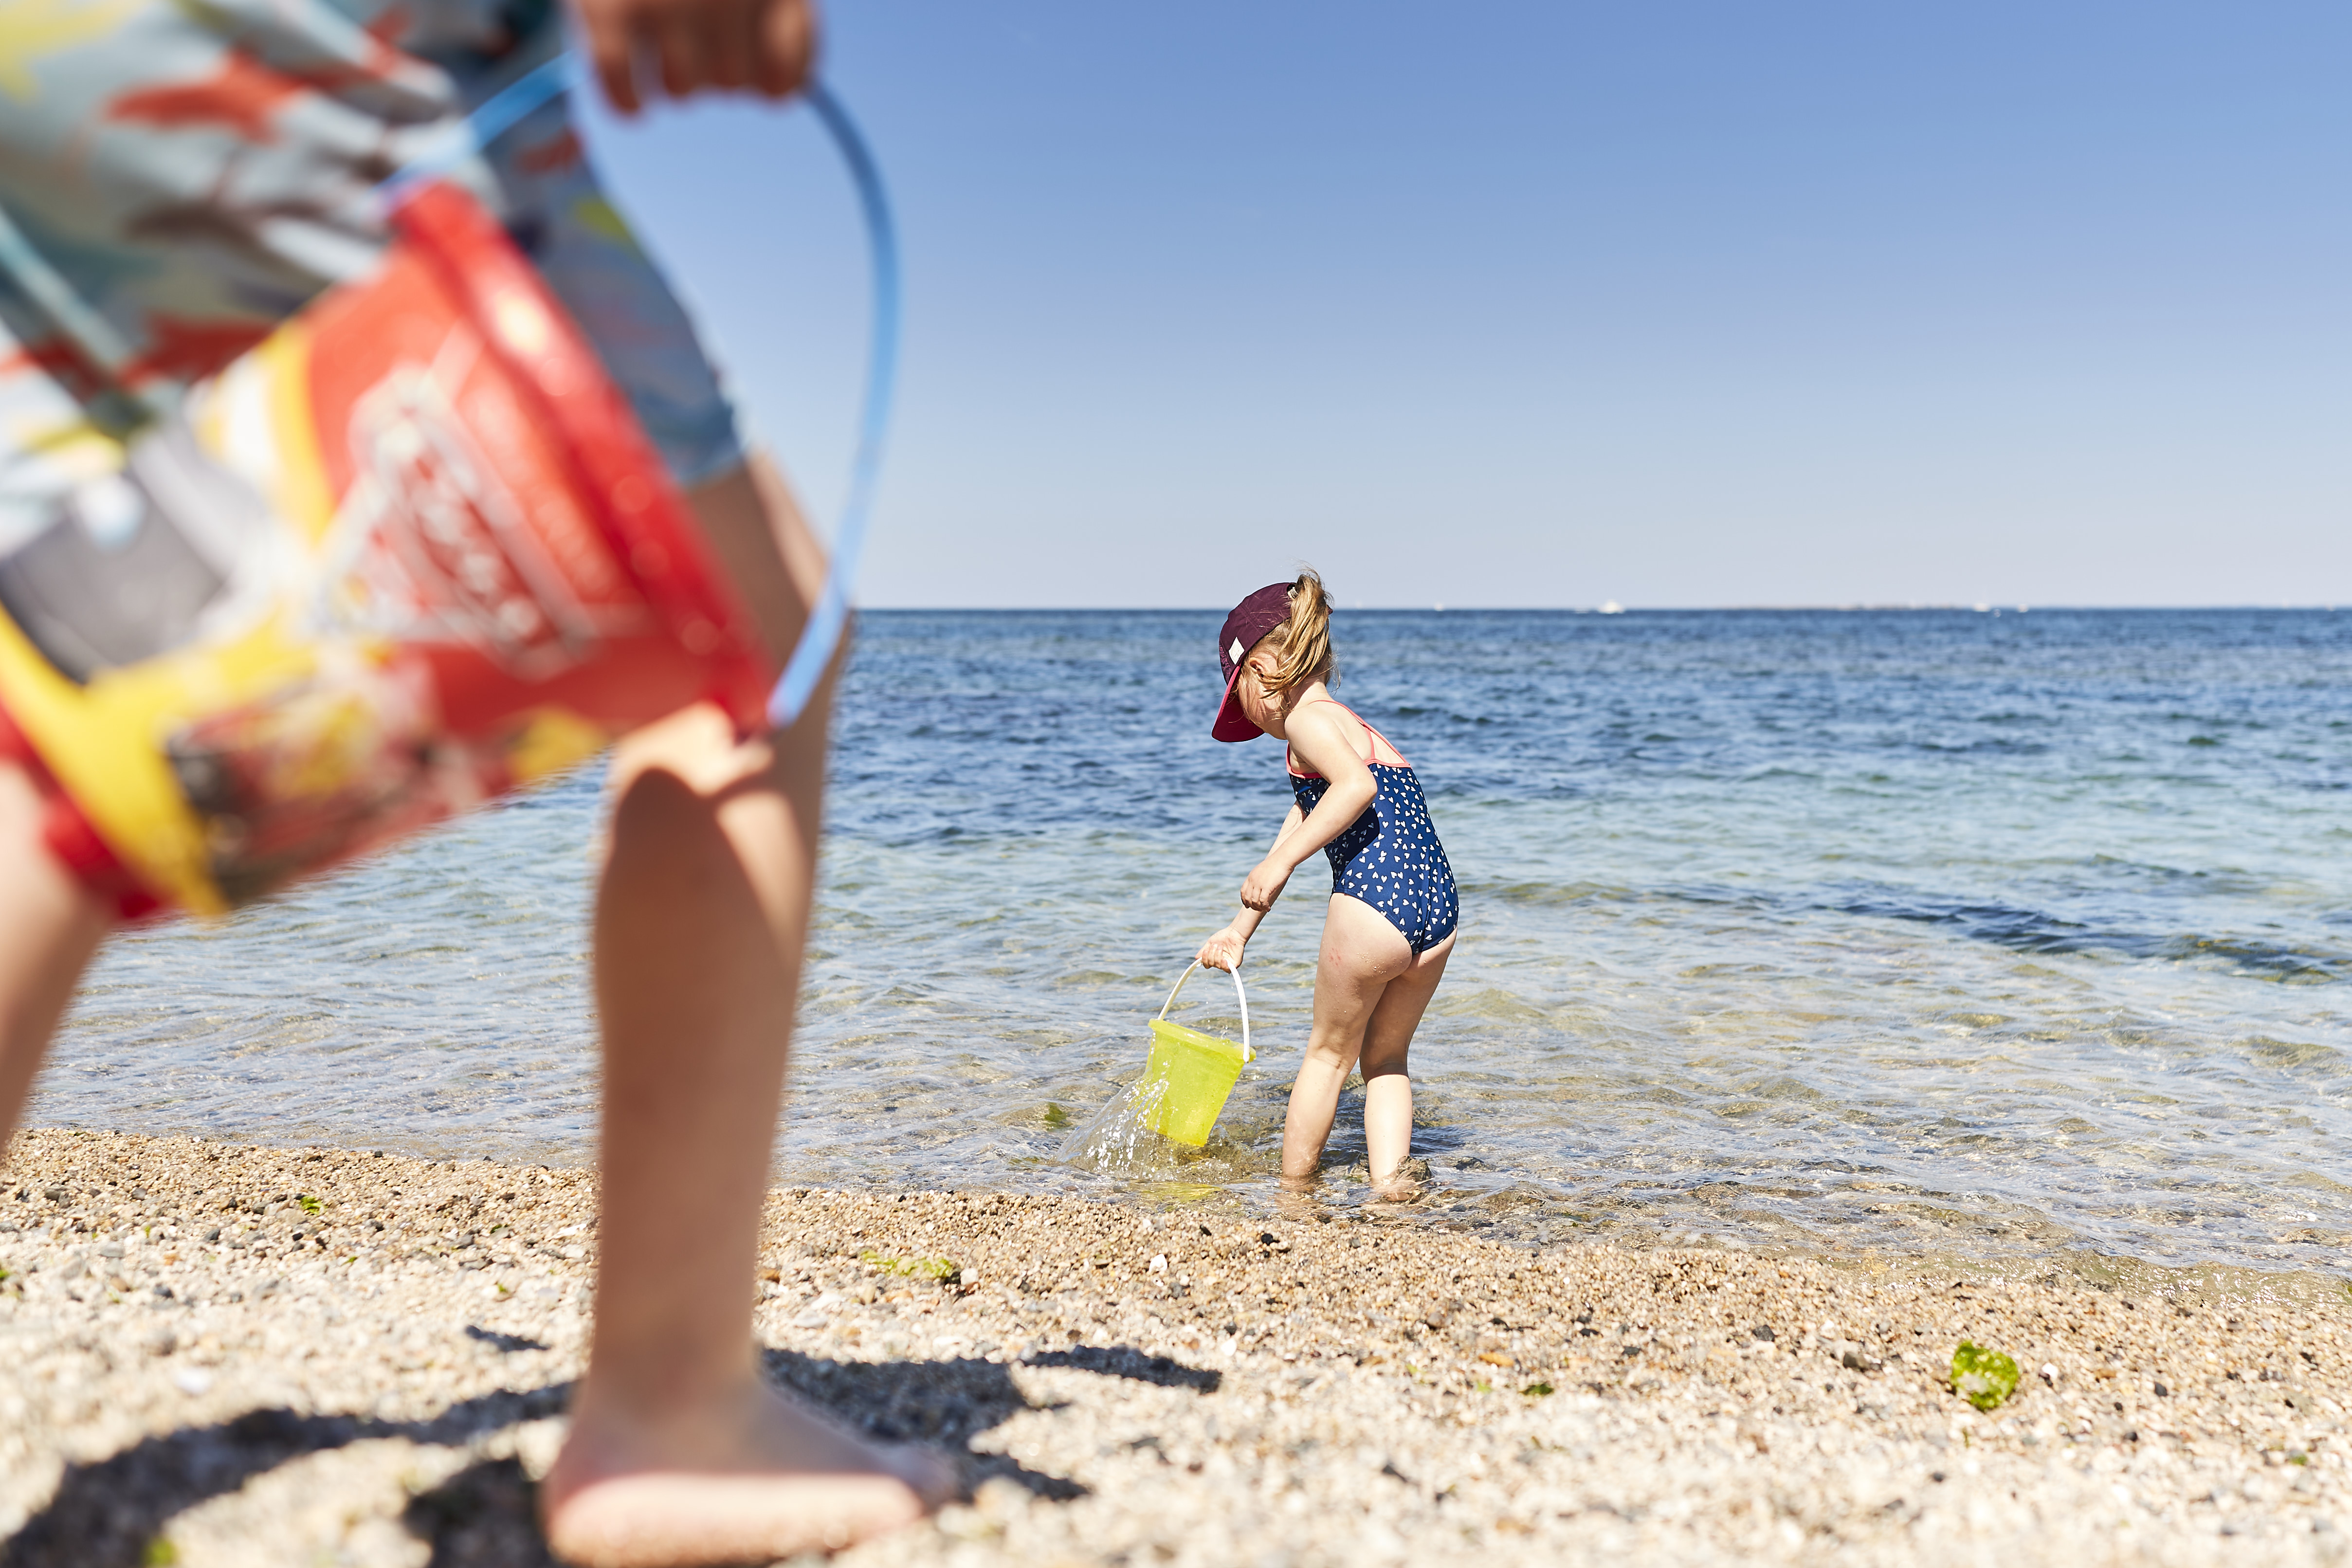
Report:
2,1128,2349,1567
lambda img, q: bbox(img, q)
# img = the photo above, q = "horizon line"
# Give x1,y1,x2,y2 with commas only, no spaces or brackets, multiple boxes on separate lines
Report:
851,602,2347,614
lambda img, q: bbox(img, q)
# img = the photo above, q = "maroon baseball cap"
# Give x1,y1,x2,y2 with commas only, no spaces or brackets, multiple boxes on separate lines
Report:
1211,582,1296,741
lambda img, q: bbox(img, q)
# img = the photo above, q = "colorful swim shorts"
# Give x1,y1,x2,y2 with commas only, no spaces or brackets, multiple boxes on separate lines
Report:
0,0,758,920
0,0,746,559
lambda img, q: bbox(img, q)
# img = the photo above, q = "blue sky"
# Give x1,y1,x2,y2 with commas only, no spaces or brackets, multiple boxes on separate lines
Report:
578,3,2351,608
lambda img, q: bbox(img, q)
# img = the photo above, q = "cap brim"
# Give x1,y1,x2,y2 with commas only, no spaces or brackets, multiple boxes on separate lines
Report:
1211,663,1260,741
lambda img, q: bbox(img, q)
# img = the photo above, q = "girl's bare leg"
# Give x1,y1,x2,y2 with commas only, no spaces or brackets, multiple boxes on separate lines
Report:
1357,932,1453,1190
0,762,112,1146
1279,894,1412,1181
543,458,948,1568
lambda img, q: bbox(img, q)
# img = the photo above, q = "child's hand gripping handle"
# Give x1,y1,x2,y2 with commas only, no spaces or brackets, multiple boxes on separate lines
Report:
1158,962,1251,1063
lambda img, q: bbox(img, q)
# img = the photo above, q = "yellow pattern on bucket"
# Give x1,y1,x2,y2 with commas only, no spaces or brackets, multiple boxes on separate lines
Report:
1135,963,1253,1147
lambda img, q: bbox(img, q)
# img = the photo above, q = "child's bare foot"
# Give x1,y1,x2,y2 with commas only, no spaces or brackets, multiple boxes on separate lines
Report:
1369,1156,1430,1203
542,1375,955,1567
1273,1173,1326,1206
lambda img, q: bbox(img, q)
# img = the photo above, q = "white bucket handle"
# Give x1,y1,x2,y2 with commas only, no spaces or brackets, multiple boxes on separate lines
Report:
1157,962,1251,1061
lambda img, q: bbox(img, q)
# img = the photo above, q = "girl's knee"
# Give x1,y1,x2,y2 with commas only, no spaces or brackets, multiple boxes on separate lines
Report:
1301,1036,1357,1073
609,703,771,801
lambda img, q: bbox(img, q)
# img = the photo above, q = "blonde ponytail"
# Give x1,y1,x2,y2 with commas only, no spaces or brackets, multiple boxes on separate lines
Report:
1260,569,1336,698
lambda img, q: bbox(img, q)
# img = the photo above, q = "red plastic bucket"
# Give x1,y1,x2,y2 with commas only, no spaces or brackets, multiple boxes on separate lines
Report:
0,180,770,917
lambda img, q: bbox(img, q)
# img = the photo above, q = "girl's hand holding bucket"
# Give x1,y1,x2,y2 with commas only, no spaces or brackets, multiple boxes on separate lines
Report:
1196,927,1247,972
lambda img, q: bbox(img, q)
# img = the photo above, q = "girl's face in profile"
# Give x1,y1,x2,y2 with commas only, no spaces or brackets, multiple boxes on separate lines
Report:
1236,645,1286,734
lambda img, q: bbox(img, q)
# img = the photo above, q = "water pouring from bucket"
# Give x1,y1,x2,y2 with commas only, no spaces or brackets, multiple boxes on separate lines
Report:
1140,962,1254,1146
1066,963,1254,1172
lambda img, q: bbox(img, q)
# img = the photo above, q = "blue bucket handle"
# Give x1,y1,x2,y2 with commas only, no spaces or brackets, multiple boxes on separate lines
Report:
377,56,899,733
1158,962,1251,1062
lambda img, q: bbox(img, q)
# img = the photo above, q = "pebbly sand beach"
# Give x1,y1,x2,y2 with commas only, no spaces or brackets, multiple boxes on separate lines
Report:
2,1129,2350,1568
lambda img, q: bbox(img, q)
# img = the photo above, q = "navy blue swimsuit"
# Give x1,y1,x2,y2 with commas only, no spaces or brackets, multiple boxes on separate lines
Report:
1288,704,1459,955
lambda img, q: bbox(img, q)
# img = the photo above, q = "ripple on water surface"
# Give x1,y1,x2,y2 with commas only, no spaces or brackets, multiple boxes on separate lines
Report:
36,609,2352,1277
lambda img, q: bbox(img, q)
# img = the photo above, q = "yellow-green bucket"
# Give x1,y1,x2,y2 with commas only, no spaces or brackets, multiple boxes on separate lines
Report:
1136,962,1253,1147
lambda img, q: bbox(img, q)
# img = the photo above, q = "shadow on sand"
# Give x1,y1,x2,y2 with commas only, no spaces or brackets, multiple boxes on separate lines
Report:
1,1338,1223,1566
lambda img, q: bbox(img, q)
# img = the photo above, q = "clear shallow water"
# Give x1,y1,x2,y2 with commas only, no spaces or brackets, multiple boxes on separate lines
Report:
34,610,2352,1276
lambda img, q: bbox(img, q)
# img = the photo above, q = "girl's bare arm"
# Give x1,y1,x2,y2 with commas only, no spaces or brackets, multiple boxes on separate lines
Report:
1198,802,1303,970
1236,704,1374,910
1199,705,1375,970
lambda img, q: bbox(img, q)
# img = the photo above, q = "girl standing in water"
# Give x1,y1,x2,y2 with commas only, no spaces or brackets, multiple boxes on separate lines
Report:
1195,572,1458,1194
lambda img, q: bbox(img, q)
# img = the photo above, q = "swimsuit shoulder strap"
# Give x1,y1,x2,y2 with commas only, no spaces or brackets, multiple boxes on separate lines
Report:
1361,719,1412,769
1292,698,1410,769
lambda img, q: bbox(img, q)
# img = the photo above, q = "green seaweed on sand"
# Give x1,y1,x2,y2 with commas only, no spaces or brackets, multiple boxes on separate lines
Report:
1521,1382,1554,1397
1042,1103,1073,1129
296,1194,322,1215
861,1250,960,1282
1951,1342,2020,1411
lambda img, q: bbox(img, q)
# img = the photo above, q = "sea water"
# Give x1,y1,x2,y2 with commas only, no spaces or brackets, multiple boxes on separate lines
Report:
33,610,2352,1276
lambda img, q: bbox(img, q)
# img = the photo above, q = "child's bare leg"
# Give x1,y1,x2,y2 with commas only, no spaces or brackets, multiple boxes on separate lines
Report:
0,762,112,1147
543,460,948,1567
1357,933,1453,1188
1280,894,1412,1180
